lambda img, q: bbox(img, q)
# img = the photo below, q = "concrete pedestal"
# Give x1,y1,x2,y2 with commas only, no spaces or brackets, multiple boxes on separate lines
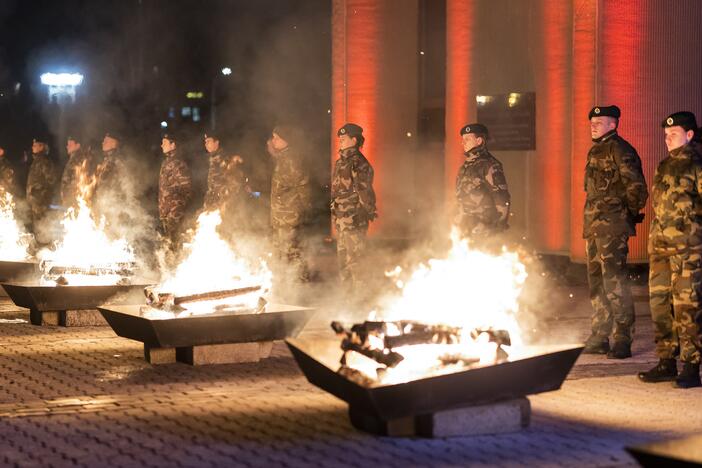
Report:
30,308,108,327
144,341,274,366
349,397,531,437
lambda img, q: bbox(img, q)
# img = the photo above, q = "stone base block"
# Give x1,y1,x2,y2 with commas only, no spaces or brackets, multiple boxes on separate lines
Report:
176,341,274,365
29,309,108,327
144,345,177,364
145,342,274,366
349,397,531,438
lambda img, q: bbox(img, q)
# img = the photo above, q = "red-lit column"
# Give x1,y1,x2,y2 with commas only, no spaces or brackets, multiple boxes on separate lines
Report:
532,0,571,253
444,0,476,215
569,0,597,261
331,0,419,238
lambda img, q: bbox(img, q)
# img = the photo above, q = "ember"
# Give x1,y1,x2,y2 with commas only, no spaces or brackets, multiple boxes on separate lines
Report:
332,320,511,385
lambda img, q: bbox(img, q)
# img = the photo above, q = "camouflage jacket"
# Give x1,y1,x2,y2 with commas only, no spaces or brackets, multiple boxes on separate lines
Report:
159,150,193,224
0,157,19,197
61,148,95,206
331,147,377,232
26,151,58,209
583,131,648,238
203,148,245,212
94,149,129,201
455,144,510,236
649,143,702,255
270,146,311,228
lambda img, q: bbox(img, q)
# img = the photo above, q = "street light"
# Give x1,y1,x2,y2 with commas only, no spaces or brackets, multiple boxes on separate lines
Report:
40,72,84,103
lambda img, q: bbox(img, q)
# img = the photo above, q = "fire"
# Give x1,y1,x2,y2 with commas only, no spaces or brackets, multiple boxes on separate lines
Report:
38,167,135,286
344,230,528,385
0,191,33,260
149,210,272,316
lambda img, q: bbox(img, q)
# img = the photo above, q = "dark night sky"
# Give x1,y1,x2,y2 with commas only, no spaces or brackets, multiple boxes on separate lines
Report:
0,0,332,159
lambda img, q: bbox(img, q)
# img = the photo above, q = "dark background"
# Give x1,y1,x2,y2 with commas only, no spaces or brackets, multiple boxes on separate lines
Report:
0,0,332,227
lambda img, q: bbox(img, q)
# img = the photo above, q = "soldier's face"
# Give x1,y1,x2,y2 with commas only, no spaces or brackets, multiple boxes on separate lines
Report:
31,141,46,154
102,136,118,152
589,117,616,139
161,138,176,154
461,133,482,152
0,147,4,158
66,139,80,155
204,137,219,153
664,126,694,152
270,132,289,151
338,134,357,150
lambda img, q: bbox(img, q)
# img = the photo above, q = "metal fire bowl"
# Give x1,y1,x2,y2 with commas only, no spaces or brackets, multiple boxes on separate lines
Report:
627,434,702,467
0,261,39,296
0,261,39,282
98,304,316,348
1,281,152,311
286,337,583,421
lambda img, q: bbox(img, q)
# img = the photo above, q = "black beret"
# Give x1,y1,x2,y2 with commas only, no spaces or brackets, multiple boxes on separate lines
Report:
588,105,621,120
337,123,363,137
104,131,122,142
662,111,698,131
460,123,489,137
32,133,50,145
161,132,177,143
203,131,220,141
66,134,83,144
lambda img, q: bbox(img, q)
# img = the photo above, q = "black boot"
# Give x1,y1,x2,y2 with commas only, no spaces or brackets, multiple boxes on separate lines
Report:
674,362,701,389
638,358,677,383
582,335,610,354
606,341,632,359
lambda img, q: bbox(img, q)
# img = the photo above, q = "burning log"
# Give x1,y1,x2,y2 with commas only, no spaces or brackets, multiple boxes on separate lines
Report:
174,286,261,305
331,320,512,377
145,285,265,312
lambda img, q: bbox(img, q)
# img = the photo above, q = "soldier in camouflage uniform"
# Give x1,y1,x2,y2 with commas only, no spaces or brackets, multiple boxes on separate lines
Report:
268,125,312,282
159,133,193,248
203,132,246,229
26,135,59,236
60,134,95,207
0,146,20,198
455,123,510,242
93,131,132,230
582,106,648,359
331,123,377,294
639,111,702,388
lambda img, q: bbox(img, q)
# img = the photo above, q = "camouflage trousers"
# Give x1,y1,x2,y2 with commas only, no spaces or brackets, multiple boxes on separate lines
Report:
337,227,367,294
273,225,310,282
585,235,635,344
649,252,702,364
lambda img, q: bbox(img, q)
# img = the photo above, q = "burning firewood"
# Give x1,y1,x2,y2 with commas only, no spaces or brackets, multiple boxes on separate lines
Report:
332,320,512,377
145,285,265,312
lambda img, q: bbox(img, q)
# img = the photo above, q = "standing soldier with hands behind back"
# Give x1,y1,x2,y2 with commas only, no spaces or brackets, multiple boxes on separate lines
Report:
331,123,377,296
582,105,647,359
60,134,95,207
26,134,59,242
639,112,702,388
455,123,510,241
158,133,193,250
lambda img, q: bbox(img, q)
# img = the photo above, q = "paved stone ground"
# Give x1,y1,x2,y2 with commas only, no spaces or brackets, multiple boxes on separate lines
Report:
0,278,700,467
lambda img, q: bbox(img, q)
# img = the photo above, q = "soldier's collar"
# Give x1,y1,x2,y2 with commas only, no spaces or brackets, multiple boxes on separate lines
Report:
339,146,358,158
464,143,487,158
592,129,617,144
669,144,692,158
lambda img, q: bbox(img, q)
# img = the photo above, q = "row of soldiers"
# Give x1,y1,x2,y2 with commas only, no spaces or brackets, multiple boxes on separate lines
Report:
582,105,702,389
424,106,702,389
0,123,381,296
